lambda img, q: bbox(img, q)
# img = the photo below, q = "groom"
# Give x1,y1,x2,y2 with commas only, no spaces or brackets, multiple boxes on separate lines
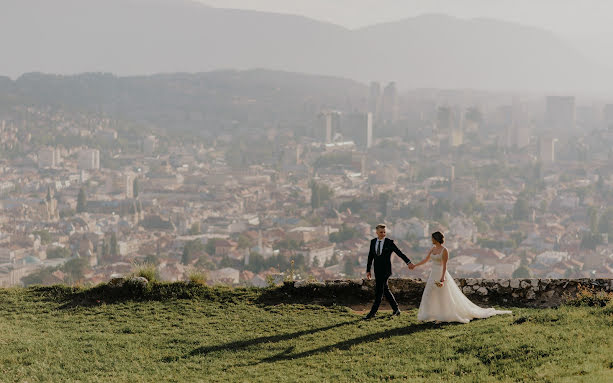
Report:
364,224,414,320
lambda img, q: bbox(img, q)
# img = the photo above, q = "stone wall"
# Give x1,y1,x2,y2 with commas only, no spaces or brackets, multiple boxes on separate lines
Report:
268,278,613,308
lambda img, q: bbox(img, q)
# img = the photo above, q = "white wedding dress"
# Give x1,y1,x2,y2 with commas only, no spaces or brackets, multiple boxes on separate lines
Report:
417,247,512,323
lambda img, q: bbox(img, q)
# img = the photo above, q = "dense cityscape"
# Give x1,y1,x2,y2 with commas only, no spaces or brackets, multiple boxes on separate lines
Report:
1,72,613,287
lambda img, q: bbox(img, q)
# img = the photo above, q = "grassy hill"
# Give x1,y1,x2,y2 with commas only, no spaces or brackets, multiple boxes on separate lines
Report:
0,283,612,382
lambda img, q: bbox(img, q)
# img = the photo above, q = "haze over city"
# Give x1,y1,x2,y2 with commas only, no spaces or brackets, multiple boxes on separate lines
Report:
2,0,613,94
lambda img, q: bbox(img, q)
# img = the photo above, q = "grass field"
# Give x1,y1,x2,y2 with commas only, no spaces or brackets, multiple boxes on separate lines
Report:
0,284,612,382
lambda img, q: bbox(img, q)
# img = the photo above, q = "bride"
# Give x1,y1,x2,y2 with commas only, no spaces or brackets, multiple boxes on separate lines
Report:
412,231,512,323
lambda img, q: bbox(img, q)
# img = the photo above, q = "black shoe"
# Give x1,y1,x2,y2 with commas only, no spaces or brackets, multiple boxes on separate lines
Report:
363,313,375,320
391,310,401,317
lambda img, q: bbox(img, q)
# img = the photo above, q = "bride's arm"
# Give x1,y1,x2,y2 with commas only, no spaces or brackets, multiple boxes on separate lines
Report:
440,248,449,282
413,248,432,267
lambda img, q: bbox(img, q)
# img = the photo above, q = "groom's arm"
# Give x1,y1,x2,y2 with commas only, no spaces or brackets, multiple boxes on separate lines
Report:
390,240,411,264
366,245,374,273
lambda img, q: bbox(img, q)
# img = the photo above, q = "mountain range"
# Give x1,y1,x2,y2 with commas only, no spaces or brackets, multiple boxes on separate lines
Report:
0,0,606,92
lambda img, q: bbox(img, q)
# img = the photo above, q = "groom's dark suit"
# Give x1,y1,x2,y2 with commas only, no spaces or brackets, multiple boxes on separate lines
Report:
366,237,411,316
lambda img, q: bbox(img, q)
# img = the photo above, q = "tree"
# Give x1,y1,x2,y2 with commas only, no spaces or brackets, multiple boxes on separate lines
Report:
344,259,355,277
59,208,76,219
62,257,89,283
310,181,333,210
21,267,57,286
181,247,193,265
510,232,525,248
311,257,320,268
237,233,254,249
76,187,87,213
324,253,339,267
512,266,532,278
204,238,222,255
182,239,205,265
329,224,359,243
144,254,160,266
379,193,390,219
319,184,333,203
293,254,306,270
100,240,109,257
597,173,605,191
188,222,201,235
339,199,362,214
513,197,531,221
588,206,599,233
33,230,52,244
310,182,321,209
133,177,140,198
598,208,613,236
274,239,303,251
432,199,451,220
46,246,71,259
219,255,239,268
580,232,602,250
110,232,119,256
245,252,265,273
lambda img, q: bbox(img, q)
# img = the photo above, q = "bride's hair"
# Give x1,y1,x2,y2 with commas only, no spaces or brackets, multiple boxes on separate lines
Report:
432,231,445,244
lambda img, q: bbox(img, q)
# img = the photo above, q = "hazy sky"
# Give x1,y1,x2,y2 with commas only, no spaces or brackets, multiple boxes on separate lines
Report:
197,0,611,38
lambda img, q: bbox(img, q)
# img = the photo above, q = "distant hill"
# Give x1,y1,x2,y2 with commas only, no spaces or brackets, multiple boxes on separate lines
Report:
0,0,603,91
0,70,368,131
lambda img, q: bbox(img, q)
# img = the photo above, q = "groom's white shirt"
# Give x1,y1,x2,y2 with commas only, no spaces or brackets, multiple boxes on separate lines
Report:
375,238,384,255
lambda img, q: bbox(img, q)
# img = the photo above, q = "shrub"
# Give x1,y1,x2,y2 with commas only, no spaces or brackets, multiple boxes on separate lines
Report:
284,260,295,282
187,269,207,285
601,301,613,316
130,263,159,282
563,284,613,307
265,275,276,288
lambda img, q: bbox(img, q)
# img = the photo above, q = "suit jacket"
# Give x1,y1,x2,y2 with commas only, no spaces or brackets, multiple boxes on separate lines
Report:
366,237,411,277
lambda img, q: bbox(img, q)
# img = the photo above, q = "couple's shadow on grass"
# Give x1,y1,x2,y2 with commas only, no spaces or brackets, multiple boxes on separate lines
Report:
171,316,453,364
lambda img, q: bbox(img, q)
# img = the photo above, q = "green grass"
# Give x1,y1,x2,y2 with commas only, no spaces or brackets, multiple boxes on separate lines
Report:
0,285,612,382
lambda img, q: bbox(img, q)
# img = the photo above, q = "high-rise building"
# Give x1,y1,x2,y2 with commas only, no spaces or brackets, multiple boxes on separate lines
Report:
438,107,463,147
78,149,100,170
603,104,613,128
143,135,157,156
546,96,575,131
501,100,532,149
104,173,134,198
437,107,453,133
538,136,557,165
317,111,341,143
38,147,61,169
382,82,399,124
369,82,382,125
343,112,373,149
366,112,373,148
125,173,134,199
513,123,532,149
450,116,464,147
